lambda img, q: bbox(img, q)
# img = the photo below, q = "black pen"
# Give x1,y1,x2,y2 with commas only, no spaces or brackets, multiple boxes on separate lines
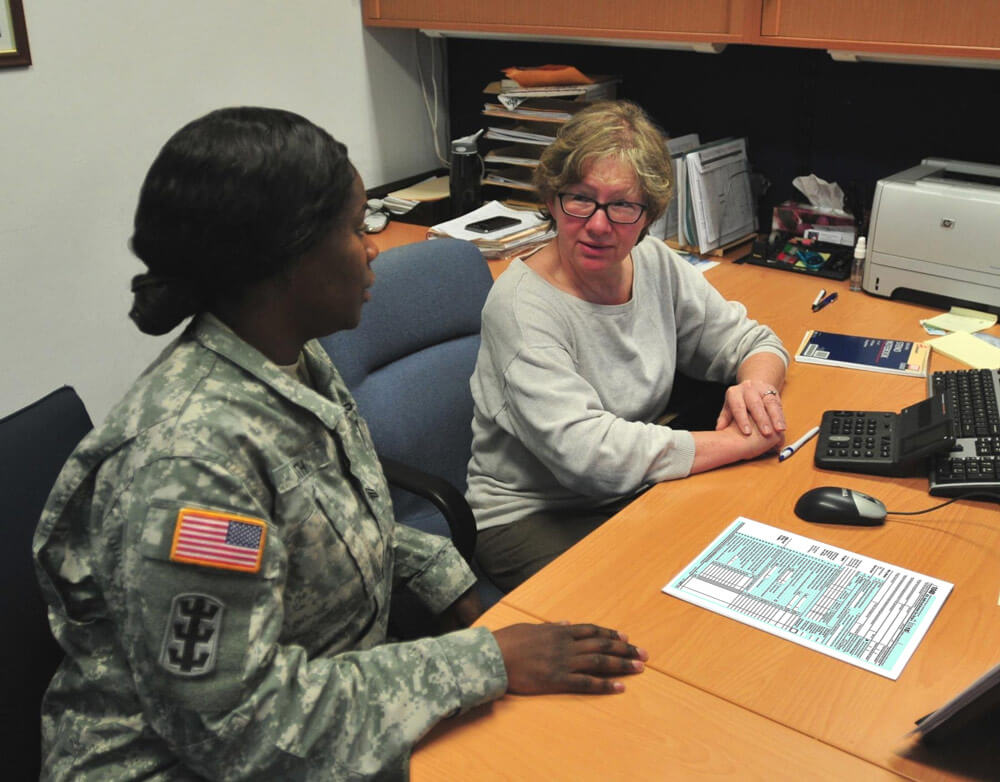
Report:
812,292,838,312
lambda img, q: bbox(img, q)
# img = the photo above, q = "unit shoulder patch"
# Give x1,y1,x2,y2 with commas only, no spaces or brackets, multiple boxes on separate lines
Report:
160,593,225,677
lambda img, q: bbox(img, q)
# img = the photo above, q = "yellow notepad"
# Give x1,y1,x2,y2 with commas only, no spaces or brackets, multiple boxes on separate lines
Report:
921,306,997,333
926,331,1000,369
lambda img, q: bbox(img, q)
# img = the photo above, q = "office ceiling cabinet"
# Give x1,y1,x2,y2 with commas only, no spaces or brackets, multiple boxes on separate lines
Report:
362,0,752,46
759,0,1000,62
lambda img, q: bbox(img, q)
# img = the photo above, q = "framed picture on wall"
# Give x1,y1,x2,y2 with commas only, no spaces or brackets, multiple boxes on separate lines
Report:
0,0,31,68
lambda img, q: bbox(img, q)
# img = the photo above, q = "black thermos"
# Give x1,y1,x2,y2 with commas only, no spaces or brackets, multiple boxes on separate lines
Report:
449,130,483,218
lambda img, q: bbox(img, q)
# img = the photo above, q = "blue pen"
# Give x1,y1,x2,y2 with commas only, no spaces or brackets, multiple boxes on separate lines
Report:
779,426,820,462
812,292,838,312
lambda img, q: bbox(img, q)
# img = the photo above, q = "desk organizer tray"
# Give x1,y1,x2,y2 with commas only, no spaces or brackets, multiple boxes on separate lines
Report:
740,234,851,281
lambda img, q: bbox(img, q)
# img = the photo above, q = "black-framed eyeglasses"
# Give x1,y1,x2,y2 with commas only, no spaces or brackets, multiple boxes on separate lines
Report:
557,193,647,225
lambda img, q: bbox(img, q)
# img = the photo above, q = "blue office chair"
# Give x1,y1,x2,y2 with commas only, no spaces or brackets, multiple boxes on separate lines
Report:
319,237,503,617
0,386,93,780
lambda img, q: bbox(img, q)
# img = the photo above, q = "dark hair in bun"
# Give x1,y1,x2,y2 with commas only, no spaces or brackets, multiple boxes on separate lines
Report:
129,107,354,335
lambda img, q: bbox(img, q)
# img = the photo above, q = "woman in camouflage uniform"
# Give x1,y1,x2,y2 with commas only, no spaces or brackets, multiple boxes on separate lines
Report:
33,107,647,780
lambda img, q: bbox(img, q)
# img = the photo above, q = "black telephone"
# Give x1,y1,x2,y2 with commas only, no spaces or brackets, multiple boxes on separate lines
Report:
814,394,955,477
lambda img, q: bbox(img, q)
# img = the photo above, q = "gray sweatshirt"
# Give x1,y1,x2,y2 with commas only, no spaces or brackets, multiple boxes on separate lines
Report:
466,237,788,531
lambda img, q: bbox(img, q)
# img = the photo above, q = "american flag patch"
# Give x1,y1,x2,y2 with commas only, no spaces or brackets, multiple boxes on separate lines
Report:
169,508,267,573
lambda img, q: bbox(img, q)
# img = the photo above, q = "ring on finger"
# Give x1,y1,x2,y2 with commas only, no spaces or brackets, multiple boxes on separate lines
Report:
762,389,778,398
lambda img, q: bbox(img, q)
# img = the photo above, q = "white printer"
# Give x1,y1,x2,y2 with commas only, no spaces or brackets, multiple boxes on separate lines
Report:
863,158,1000,314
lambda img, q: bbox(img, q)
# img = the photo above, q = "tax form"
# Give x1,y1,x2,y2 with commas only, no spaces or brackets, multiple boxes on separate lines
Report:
663,517,953,679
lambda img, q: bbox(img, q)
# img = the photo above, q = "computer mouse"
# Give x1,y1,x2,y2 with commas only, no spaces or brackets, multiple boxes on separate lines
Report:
794,486,888,526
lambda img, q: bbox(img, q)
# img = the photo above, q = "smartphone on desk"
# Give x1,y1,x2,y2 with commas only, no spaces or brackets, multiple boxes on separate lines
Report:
465,216,521,234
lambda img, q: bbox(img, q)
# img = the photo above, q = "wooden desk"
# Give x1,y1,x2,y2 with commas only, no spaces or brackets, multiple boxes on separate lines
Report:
409,252,1000,780
369,220,428,251
414,604,905,781
370,221,513,279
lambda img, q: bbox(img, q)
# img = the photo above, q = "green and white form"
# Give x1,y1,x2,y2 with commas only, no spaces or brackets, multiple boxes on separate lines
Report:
664,517,952,679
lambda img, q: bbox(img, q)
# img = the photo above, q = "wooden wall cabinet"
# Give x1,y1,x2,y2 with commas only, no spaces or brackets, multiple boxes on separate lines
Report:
364,0,1000,63
362,0,754,46
758,0,1000,61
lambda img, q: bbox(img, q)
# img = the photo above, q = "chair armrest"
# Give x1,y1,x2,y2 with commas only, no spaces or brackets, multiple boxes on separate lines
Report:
381,456,477,563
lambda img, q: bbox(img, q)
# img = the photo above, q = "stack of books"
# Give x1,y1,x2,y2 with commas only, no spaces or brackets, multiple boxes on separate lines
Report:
479,71,619,208
427,201,555,259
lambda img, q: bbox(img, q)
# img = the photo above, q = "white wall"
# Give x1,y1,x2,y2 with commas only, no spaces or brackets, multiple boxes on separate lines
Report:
1,1,445,423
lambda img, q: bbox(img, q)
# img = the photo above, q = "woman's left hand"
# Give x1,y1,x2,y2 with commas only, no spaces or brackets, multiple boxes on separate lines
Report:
716,379,786,437
716,352,787,437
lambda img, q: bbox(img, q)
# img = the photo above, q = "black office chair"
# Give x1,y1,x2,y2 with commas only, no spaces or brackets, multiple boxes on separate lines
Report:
0,386,93,780
319,238,504,629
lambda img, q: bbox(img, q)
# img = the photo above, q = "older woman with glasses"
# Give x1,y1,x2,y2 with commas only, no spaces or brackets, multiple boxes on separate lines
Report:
467,100,789,591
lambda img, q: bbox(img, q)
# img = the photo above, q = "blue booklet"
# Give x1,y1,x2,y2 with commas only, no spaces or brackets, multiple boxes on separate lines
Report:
794,330,930,377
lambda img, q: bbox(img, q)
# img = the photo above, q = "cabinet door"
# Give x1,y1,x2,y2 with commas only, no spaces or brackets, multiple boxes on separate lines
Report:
363,0,753,43
759,0,1000,58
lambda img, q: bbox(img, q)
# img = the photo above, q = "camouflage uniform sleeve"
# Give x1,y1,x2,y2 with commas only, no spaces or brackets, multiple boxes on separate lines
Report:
110,456,508,779
391,523,478,614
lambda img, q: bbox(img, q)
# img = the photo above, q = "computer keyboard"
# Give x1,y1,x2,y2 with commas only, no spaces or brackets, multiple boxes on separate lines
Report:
927,369,1000,499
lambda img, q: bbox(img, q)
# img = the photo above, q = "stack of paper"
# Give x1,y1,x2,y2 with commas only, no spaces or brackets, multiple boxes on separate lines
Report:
647,133,700,242
479,71,619,207
482,97,585,123
484,145,542,168
674,137,756,253
428,201,554,259
484,125,556,145
381,195,418,214
920,306,1000,369
921,306,997,335
926,332,1000,369
482,166,535,190
485,75,619,106
382,175,449,215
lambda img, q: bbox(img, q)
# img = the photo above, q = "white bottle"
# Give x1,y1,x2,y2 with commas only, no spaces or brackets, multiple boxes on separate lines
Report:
850,236,866,292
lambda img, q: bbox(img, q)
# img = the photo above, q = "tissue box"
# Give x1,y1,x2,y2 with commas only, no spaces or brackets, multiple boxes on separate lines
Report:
771,201,856,246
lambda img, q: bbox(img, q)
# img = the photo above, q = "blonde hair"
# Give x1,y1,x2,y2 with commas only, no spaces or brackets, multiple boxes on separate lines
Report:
533,100,673,224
